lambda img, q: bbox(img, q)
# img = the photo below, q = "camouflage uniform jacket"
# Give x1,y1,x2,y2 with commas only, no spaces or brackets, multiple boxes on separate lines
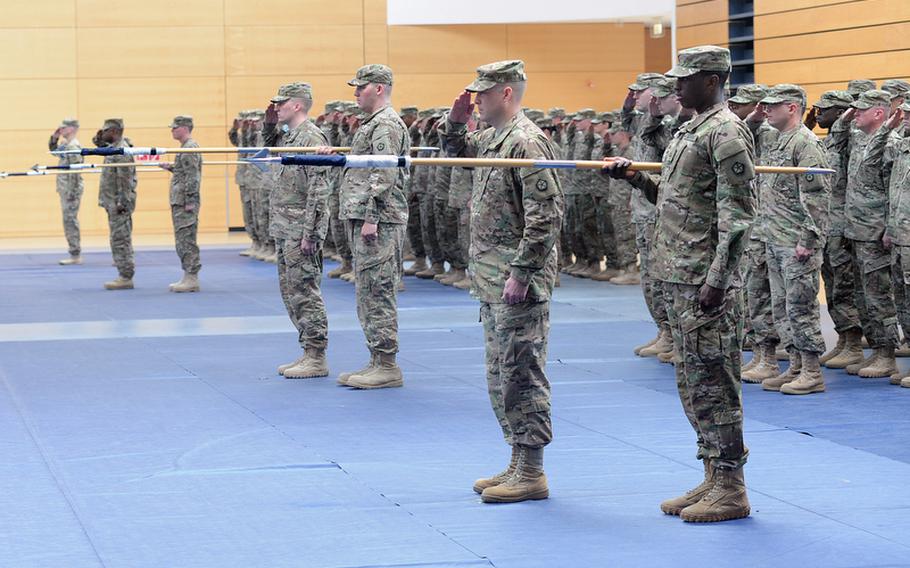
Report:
98,138,137,211
269,121,331,243
169,138,202,207
53,137,84,195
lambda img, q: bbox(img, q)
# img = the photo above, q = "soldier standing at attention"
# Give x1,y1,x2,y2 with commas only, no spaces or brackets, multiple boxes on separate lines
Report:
98,118,138,291
447,60,563,504
606,46,755,522
49,118,85,266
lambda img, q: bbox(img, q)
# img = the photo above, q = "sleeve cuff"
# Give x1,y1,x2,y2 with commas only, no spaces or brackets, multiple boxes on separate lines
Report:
705,269,729,291
509,266,534,284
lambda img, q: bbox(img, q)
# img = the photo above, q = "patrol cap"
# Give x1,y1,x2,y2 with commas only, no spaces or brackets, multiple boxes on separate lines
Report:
666,45,731,78
881,79,910,99
431,107,451,119
59,118,79,128
250,110,265,120
591,111,616,124
900,100,910,113
324,100,343,113
572,108,596,121
169,115,194,129
728,84,768,104
271,82,313,104
547,107,566,119
760,84,806,107
525,109,545,122
400,106,419,115
608,123,629,135
102,118,124,131
417,109,434,120
851,89,892,110
628,72,664,91
465,60,527,93
813,90,854,110
651,76,678,98
847,79,876,98
348,64,394,86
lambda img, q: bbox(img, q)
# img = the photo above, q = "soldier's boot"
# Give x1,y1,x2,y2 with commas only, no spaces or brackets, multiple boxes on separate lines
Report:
328,259,353,279
762,350,802,391
481,446,549,503
562,260,583,274
278,353,306,376
680,467,750,523
781,352,826,395
660,459,715,516
819,333,847,365
742,343,780,384
658,349,676,364
434,267,456,283
846,351,877,376
340,271,356,283
347,353,403,389
397,280,406,292
263,243,278,264
59,255,82,266
901,376,910,388
639,328,673,357
895,343,910,357
741,347,761,374
338,353,376,386
473,445,520,494
439,268,466,286
634,332,660,356
239,246,253,257
775,348,789,361
609,267,641,285
826,329,865,369
591,266,622,282
403,257,428,276
889,368,910,385
416,261,445,279
249,242,265,260
576,260,602,279
104,277,134,290
453,274,472,290
283,347,329,379
169,272,200,293
554,273,561,287
742,335,753,352
858,347,898,378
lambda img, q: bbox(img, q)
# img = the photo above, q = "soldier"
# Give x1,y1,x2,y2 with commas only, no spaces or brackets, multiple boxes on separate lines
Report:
833,90,901,378
570,109,603,279
447,59,563,504
229,112,257,257
431,108,468,285
159,115,202,293
415,110,446,279
399,106,425,270
807,91,865,369
264,83,332,380
846,79,876,100
328,103,356,279
447,112,478,291
97,118,138,290
589,112,620,281
598,121,640,284
754,85,831,395
606,46,755,522
881,79,910,113
49,118,84,265
253,109,277,264
404,109,436,277
323,64,410,390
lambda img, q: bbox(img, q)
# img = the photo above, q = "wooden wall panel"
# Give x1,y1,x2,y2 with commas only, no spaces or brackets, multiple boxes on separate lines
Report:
223,0,363,26
224,26,365,76
0,2,76,28
76,27,225,78
0,29,77,78
677,0,728,26
0,80,78,132
677,22,728,49
755,0,910,40
76,0,225,27
77,78,226,129
509,24,645,72
387,26,508,73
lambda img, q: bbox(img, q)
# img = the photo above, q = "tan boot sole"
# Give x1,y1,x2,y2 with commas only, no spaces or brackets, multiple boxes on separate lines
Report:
680,506,750,523
780,383,826,395
859,366,897,378
481,487,549,503
284,368,329,379
346,374,403,389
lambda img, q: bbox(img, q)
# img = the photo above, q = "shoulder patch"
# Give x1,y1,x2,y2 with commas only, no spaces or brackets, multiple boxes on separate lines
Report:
731,162,745,175
377,142,386,152
536,179,548,192
805,173,815,183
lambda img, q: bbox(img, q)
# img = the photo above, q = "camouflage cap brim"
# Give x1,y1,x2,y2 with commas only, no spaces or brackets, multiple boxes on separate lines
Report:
665,64,700,79
850,100,875,109
628,82,648,91
653,88,675,98
727,96,754,104
465,78,498,93
270,95,291,103
347,78,369,87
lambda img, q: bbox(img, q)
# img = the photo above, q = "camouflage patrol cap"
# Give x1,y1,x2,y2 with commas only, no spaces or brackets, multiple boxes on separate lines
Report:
324,100,343,113
813,90,854,110
250,110,266,121
900,100,910,113
465,60,527,93
591,111,615,124
534,117,553,129
432,107,451,119
417,109,434,120
760,84,806,107
851,89,892,110
169,115,194,129
628,72,664,91
525,109,545,122
102,118,124,131
59,118,79,128
881,79,910,99
400,106,419,115
572,108,596,121
728,84,768,104
607,123,628,135
847,79,876,98
547,107,566,119
348,64,394,86
666,45,731,78
271,82,313,104
651,76,678,98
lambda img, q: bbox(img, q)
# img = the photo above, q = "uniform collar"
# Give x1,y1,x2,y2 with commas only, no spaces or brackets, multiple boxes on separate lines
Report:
489,111,525,150
680,102,725,133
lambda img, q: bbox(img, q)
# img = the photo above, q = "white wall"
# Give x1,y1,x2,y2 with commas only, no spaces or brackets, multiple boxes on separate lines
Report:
387,0,674,25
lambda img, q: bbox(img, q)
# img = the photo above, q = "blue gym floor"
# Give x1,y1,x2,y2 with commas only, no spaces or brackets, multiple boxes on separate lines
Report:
0,246,908,568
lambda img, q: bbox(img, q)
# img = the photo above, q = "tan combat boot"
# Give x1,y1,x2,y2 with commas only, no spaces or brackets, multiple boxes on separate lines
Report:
762,350,801,391
640,328,673,357
591,267,621,282
340,271,356,283
338,353,376,386
283,347,329,379
347,353,403,389
328,258,353,279
896,343,910,357
858,347,898,378
634,332,660,356
481,446,549,503
403,257,428,276
660,460,715,516
781,352,825,395
473,446,520,494
742,343,780,384
562,259,583,274
741,346,762,374
169,272,200,293
826,328,864,369
658,350,676,364
239,246,253,257
575,260,602,279
819,333,847,365
439,268,466,286
416,261,445,279
609,267,641,285
278,353,307,376
453,274,472,290
263,244,278,264
680,467,750,523
104,277,134,290
846,351,877,375
249,242,265,260
901,376,910,388
890,368,910,385
59,255,82,266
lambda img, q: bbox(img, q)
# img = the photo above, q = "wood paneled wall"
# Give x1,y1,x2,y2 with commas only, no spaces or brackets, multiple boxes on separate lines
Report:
0,0,669,239
676,0,729,49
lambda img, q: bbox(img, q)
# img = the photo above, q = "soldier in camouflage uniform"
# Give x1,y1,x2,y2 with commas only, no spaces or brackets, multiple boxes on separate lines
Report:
229,112,257,257
447,59,563,504
571,109,604,279
404,109,437,276
324,101,355,279
753,85,831,395
252,108,277,264
262,83,333,380
847,79,876,100
49,118,85,265
447,115,476,291
399,106,424,269
327,65,410,390
97,118,138,290
589,112,621,280
607,46,755,523
160,115,202,293
600,122,639,280
833,90,901,378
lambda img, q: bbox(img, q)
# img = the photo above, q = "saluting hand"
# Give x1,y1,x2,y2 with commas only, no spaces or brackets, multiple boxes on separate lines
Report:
886,109,904,130
841,108,856,123
450,91,475,124
804,107,817,130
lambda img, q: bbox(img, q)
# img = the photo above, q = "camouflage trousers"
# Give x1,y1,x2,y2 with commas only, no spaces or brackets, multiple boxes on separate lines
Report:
58,189,83,256
105,207,135,279
566,194,601,262
252,184,274,248
851,239,900,349
480,301,552,448
606,186,638,268
767,244,825,354
635,220,669,329
170,205,201,275
456,206,470,271
239,186,257,243
348,220,405,354
662,281,748,470
434,198,466,269
406,191,425,258
276,239,328,350
593,195,619,269
744,239,778,347
328,185,352,261
417,191,442,264
821,235,861,334
891,245,910,343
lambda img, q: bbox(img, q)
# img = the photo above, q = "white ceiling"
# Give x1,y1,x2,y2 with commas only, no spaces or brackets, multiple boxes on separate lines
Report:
386,0,675,25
